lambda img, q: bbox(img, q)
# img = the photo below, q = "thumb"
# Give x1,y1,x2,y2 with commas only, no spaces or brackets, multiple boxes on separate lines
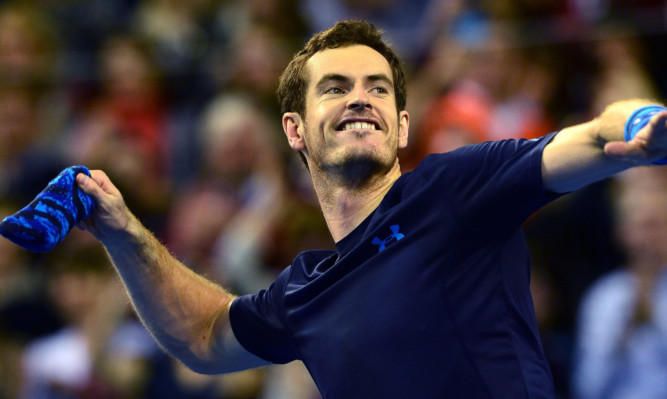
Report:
76,173,103,199
74,171,132,241
604,141,645,163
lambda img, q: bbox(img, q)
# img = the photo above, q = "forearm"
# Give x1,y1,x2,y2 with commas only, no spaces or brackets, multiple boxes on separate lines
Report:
543,99,659,193
76,170,269,374
101,213,235,372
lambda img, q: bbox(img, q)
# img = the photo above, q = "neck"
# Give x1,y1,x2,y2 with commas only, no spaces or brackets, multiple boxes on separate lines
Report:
311,160,402,242
629,252,665,275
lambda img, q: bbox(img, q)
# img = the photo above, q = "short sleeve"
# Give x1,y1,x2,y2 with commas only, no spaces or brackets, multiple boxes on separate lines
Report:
229,267,298,364
421,132,561,236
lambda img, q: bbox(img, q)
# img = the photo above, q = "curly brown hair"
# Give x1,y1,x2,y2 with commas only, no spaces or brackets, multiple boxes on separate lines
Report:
277,20,407,117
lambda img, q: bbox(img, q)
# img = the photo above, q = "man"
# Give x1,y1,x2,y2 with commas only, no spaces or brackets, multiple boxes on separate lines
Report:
75,21,667,398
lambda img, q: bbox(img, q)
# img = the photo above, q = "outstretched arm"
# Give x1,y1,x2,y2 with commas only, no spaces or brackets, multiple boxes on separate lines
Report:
543,99,667,193
76,170,269,374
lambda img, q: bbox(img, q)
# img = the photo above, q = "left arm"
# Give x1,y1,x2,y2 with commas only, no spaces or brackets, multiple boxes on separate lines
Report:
543,99,667,193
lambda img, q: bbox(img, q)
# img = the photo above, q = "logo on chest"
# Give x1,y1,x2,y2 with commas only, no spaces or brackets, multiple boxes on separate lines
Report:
372,224,405,252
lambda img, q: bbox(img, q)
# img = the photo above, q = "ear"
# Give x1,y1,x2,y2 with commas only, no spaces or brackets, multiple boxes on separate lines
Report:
398,110,410,149
282,112,306,151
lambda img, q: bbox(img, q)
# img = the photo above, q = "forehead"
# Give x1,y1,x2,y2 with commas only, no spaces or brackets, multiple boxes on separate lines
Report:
306,45,393,84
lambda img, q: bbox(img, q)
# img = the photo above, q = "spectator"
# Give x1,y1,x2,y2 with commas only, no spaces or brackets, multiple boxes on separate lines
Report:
132,0,218,103
299,0,432,61
0,200,56,399
20,234,157,399
572,166,667,399
170,93,287,293
0,85,68,204
402,80,493,170
0,2,59,88
64,34,173,234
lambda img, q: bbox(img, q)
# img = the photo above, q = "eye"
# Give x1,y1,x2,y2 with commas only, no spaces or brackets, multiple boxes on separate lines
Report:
324,86,345,95
371,86,389,94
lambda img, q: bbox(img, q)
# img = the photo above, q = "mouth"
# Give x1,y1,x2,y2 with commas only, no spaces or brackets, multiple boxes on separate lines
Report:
335,118,381,132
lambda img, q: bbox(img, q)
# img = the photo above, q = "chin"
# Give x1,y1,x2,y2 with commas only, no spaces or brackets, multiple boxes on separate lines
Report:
328,148,396,187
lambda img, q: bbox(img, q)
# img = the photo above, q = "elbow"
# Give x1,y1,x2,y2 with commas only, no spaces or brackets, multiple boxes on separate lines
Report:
179,357,227,375
161,327,269,375
148,325,230,374
153,298,240,374
161,342,230,375
172,342,255,375
181,327,230,374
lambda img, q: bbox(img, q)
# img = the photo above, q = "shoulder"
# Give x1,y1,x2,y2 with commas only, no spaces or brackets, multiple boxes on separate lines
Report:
586,269,634,296
412,134,557,177
579,269,635,314
289,249,338,283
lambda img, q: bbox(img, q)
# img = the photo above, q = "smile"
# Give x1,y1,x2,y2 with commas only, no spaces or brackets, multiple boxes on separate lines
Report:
343,121,376,130
336,118,381,131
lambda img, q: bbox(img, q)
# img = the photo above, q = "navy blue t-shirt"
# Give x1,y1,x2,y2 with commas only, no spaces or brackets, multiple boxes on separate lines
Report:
230,133,560,398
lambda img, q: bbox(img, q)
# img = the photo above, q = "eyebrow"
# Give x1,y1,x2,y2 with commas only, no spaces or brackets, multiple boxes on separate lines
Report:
315,73,349,91
315,73,393,91
366,74,393,87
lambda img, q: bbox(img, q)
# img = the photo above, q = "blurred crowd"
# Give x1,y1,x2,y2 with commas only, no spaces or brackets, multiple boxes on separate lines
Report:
0,0,666,398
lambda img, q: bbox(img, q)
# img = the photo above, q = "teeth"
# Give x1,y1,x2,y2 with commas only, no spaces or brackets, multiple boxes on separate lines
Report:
343,122,375,130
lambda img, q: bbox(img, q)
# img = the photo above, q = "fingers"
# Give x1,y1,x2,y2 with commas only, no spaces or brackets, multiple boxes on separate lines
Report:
74,174,98,232
604,141,638,161
76,169,121,198
74,170,133,242
648,112,667,137
606,111,667,164
76,172,101,198
652,110,667,123
90,170,122,196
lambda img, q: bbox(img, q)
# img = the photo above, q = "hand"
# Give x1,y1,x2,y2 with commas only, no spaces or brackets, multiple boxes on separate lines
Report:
604,110,667,165
76,170,134,244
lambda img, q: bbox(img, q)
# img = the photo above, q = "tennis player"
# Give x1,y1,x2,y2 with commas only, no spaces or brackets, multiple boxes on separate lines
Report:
76,20,667,398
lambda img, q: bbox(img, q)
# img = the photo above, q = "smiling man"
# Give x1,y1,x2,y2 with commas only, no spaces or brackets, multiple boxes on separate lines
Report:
73,20,667,399
282,42,409,241
292,44,407,177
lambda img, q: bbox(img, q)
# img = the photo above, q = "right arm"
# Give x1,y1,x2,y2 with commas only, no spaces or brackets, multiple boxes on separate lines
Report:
76,170,270,374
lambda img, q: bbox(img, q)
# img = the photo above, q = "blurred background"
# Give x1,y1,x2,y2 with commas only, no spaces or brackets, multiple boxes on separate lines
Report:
0,0,666,398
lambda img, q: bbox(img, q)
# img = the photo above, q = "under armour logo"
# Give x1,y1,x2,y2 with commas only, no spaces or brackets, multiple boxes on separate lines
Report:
372,225,404,252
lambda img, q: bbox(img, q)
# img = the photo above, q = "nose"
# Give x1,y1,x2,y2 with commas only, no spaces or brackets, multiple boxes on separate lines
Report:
347,85,371,111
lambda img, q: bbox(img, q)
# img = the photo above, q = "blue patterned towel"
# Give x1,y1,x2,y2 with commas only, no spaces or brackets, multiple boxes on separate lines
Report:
0,166,96,252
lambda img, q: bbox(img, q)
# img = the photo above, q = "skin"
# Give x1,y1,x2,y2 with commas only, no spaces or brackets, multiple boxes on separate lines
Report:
76,43,667,374
282,45,409,241
543,99,667,192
